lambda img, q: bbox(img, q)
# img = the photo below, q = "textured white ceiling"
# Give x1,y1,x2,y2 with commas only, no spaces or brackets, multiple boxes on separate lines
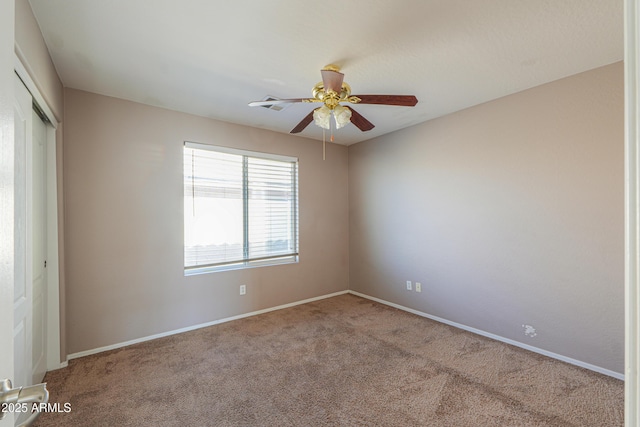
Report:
29,0,623,145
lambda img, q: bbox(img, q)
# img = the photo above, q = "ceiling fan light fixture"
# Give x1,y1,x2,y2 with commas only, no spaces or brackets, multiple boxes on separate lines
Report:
313,104,352,130
313,105,332,129
333,105,351,129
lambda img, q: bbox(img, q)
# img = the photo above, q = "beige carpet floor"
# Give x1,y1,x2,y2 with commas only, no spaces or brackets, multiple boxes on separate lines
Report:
33,294,623,426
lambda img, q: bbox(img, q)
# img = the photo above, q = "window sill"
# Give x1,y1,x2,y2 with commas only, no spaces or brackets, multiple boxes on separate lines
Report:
184,255,299,276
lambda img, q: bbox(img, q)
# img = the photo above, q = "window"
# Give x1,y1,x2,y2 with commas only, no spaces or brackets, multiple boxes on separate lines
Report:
184,142,299,274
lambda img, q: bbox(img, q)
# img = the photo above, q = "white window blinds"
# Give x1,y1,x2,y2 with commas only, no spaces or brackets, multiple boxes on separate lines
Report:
184,142,299,272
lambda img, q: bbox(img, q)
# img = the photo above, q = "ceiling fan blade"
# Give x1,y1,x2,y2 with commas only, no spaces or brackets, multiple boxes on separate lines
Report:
346,107,375,132
248,98,311,107
290,110,315,134
321,69,344,93
351,95,418,107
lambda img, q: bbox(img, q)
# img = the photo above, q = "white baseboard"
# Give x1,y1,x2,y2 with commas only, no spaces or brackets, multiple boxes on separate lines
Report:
44,360,68,372
348,290,625,381
67,290,349,361
64,288,624,381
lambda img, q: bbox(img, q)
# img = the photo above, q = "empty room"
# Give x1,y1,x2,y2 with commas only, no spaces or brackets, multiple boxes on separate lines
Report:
2,0,639,426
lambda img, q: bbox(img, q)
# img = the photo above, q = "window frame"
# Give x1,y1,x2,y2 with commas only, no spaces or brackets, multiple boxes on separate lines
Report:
183,141,299,275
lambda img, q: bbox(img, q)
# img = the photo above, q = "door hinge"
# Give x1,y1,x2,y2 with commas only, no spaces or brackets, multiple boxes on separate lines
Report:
44,260,47,268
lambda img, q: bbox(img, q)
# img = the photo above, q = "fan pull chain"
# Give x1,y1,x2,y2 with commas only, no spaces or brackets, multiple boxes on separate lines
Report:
322,128,326,160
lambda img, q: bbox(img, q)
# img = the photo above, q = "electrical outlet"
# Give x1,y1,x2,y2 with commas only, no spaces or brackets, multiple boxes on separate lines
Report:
240,285,246,295
406,281,412,291
522,324,537,337
415,282,421,292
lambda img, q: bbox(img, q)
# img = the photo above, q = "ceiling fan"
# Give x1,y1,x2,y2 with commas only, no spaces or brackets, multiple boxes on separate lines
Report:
249,64,418,136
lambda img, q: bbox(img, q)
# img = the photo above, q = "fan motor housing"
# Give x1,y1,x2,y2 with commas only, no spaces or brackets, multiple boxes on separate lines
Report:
312,82,353,109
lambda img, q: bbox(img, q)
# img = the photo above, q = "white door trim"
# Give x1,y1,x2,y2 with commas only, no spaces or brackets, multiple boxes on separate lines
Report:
0,1,15,425
625,0,640,425
13,53,63,371
45,123,62,370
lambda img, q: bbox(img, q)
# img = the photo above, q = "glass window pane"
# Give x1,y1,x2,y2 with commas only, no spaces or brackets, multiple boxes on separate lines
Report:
248,158,296,259
184,148,244,267
184,144,298,272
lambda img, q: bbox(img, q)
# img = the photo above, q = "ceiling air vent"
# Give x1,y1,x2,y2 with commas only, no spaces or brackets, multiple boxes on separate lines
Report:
260,96,289,111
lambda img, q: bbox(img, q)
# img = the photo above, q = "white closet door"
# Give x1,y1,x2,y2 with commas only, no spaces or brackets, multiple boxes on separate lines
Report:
13,73,32,393
13,74,49,394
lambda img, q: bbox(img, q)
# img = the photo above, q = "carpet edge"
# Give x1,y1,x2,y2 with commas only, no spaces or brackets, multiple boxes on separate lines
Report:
348,290,625,381
66,290,350,361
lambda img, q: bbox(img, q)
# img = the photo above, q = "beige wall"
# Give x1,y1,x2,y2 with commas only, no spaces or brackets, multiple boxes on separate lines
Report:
15,0,63,120
349,62,624,374
63,88,349,354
